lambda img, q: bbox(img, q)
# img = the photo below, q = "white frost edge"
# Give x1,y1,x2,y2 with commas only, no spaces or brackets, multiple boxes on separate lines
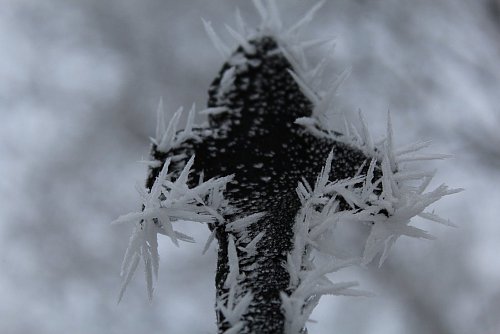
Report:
282,135,461,332
215,211,266,328
152,100,223,154
201,0,338,123
146,2,462,331
215,233,256,332
250,0,342,125
112,155,233,302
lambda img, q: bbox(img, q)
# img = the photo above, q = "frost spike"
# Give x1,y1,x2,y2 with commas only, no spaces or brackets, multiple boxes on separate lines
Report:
279,45,306,78
328,66,352,95
149,223,160,280
418,212,457,227
202,228,217,255
176,155,195,187
234,8,247,36
309,55,331,85
173,231,196,243
156,229,194,243
157,210,179,246
151,158,171,200
222,322,245,334
225,212,266,232
203,201,227,225
222,290,253,326
202,19,230,59
395,140,433,156
300,36,336,51
155,97,165,145
158,107,182,151
238,231,265,256
183,103,196,139
393,170,436,181
361,158,377,199
386,110,396,171
111,211,145,225
286,0,326,36
120,227,142,277
144,255,154,301
288,69,320,105
117,252,140,304
266,0,283,31
312,281,359,297
380,156,396,205
252,0,267,22
225,24,254,54
358,109,374,152
397,153,453,162
343,115,351,137
378,235,396,267
219,67,236,101
316,149,334,192
224,235,239,288
315,67,351,118
350,122,362,144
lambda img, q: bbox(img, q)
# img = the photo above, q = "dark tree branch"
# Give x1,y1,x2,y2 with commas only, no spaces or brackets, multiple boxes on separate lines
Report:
147,37,369,334
114,5,458,334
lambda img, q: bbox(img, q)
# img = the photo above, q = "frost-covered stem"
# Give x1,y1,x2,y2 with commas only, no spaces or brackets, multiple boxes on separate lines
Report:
116,3,458,332
147,37,370,333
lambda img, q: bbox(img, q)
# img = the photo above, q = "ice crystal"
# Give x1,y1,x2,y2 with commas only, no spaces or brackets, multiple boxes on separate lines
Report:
113,156,233,301
114,1,460,333
283,119,461,332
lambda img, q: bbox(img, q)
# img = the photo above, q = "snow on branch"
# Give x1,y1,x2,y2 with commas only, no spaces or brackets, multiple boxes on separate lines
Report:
112,155,233,302
152,100,209,153
216,234,255,332
112,2,462,332
283,119,461,332
202,0,337,108
282,151,371,334
216,284,253,333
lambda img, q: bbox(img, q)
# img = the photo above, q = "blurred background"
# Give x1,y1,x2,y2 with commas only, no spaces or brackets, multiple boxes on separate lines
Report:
1,0,500,333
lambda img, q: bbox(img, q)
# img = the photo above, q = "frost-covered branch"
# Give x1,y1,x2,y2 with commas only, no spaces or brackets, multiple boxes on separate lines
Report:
113,1,460,333
113,155,233,302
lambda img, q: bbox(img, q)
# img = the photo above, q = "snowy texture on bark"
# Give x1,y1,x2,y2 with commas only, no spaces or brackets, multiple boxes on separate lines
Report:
114,1,459,333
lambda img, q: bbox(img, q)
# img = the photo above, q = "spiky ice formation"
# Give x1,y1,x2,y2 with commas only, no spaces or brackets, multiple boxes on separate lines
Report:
113,1,460,333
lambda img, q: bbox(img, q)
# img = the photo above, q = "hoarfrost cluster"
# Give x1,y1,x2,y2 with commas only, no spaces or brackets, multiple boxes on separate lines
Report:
113,1,460,333
112,155,234,302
